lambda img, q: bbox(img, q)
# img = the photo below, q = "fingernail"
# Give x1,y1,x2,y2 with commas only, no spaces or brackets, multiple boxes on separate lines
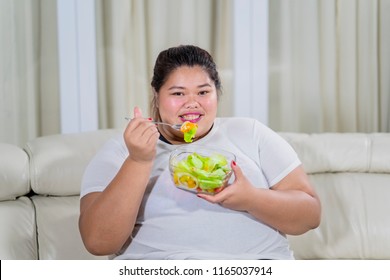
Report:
148,117,153,120
232,160,236,166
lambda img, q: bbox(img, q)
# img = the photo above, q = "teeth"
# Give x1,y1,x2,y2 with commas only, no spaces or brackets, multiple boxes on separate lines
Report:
182,115,199,121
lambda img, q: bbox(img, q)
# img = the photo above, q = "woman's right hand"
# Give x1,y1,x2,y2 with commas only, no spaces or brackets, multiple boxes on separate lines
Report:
124,107,160,163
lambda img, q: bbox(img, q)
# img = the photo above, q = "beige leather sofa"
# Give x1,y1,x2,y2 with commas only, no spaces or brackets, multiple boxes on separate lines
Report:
1,129,389,259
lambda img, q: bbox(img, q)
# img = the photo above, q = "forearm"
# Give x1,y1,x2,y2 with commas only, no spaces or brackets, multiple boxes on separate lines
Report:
245,187,321,235
79,157,153,255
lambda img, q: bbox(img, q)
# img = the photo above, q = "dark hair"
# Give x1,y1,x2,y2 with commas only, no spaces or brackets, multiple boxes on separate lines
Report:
151,45,222,120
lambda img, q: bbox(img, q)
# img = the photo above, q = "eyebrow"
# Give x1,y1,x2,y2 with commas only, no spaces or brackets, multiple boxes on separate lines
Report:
168,83,212,90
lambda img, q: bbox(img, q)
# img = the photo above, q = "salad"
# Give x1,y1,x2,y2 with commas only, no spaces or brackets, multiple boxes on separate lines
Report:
171,151,232,194
180,121,198,143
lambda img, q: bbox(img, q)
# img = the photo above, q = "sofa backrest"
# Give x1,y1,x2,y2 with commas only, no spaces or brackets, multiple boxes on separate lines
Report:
281,133,390,259
24,129,121,196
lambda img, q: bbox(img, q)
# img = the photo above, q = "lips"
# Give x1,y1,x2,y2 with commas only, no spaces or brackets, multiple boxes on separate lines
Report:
179,113,202,123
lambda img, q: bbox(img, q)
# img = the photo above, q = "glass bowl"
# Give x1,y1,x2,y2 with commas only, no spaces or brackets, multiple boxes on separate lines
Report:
169,145,236,194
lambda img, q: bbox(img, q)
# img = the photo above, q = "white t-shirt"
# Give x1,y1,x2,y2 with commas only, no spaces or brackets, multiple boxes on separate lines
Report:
81,117,301,259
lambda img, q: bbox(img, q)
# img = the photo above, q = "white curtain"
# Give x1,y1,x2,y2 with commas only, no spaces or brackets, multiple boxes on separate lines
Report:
0,0,60,147
95,0,233,129
3,0,388,148
269,0,390,133
0,0,232,146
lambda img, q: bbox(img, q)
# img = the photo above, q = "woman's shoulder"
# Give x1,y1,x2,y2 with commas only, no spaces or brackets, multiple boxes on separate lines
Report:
213,117,282,147
215,117,269,132
92,132,128,160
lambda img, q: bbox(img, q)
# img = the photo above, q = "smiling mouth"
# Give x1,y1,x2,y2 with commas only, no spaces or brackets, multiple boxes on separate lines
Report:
179,114,202,122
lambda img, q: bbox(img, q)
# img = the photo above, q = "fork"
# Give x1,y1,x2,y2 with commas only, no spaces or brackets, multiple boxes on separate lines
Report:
125,117,182,130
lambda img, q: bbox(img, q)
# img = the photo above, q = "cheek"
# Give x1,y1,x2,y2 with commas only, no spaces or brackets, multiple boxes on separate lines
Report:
202,96,218,112
159,98,183,115
161,99,182,108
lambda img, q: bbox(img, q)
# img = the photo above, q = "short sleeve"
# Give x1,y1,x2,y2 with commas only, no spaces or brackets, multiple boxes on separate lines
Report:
256,122,301,187
80,134,128,198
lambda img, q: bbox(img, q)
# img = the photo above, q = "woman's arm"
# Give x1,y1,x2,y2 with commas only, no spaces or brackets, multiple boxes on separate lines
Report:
79,107,160,256
198,162,321,235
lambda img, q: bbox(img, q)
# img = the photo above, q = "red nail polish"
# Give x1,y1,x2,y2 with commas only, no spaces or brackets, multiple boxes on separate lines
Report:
232,160,236,166
148,117,153,120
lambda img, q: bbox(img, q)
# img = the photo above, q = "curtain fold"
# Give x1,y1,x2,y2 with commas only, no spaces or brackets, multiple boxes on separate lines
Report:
269,0,389,133
0,0,60,147
379,0,390,131
96,0,151,128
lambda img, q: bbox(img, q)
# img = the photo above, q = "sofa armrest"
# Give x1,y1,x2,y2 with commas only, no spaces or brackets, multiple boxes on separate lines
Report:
0,143,30,201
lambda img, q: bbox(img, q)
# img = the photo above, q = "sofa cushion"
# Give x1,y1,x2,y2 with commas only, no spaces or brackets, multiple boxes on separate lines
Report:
289,173,390,259
32,195,106,260
0,197,37,259
0,143,30,201
24,129,119,196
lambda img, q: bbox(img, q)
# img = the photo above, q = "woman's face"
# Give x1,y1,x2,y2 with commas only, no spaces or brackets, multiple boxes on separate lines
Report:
156,65,218,144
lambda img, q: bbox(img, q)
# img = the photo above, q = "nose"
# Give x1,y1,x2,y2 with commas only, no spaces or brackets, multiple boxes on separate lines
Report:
184,95,199,109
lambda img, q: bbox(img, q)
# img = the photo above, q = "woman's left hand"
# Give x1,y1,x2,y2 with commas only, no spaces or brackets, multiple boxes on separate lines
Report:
197,161,255,211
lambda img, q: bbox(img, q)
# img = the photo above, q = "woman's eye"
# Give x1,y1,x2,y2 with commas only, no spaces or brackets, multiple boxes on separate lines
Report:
199,91,208,96
172,92,184,96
